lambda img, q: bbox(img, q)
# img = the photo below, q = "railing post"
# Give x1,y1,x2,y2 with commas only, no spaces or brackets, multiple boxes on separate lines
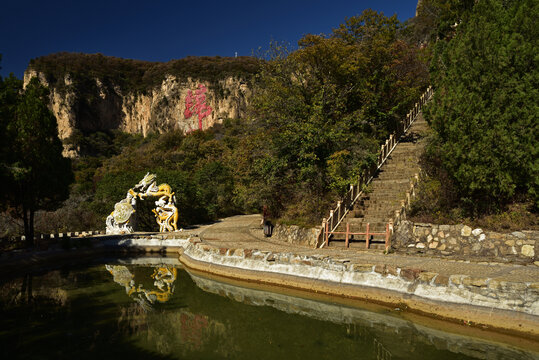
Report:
365,223,370,249
329,210,334,231
336,201,341,222
385,223,390,253
321,218,326,246
325,219,329,247
345,222,350,248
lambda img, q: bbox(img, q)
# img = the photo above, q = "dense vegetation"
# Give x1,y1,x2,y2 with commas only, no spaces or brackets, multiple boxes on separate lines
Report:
410,0,538,228
28,53,260,93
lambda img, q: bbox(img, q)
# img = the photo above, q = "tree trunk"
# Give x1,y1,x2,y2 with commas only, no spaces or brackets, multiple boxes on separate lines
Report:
22,203,33,247
29,208,35,248
26,274,33,303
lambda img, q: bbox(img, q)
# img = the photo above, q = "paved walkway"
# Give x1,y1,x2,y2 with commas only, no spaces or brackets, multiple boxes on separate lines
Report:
186,214,539,283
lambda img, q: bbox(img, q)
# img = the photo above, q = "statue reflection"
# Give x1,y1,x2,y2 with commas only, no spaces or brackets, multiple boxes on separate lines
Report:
105,265,177,311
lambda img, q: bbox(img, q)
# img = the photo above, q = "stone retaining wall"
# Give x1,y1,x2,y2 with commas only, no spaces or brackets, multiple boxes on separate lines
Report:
272,224,319,247
394,221,538,264
181,240,539,323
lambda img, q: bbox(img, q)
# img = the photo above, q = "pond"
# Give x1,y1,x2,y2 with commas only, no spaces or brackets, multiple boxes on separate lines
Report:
0,256,537,360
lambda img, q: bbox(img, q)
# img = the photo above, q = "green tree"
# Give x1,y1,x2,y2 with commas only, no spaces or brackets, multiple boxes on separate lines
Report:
3,77,73,245
426,0,538,214
0,72,22,198
409,0,476,44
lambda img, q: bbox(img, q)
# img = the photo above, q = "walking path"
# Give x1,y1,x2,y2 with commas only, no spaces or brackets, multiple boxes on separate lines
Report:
191,214,539,283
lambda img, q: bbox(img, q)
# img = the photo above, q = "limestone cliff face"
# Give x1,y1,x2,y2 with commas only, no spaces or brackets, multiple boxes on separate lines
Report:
23,69,251,155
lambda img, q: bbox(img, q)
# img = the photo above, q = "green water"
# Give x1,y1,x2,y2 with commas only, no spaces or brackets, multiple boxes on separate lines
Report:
0,256,536,360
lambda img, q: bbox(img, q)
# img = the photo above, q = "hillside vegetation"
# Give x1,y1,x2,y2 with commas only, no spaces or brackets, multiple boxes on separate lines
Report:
22,9,430,234
28,53,260,93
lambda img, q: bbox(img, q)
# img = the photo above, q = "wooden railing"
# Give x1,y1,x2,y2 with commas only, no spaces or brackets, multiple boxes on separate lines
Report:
317,86,433,248
324,222,390,250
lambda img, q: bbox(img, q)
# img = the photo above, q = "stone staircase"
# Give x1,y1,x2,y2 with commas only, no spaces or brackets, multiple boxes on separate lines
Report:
328,113,430,249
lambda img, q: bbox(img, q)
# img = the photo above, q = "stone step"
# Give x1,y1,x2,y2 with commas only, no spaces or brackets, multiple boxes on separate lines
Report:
374,173,417,180
361,196,406,202
372,178,410,185
369,185,410,191
347,213,392,221
356,201,402,209
348,205,394,213
350,205,398,213
360,191,405,198
375,169,418,175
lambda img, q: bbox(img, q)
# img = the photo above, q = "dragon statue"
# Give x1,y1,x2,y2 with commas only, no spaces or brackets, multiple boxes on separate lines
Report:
106,173,179,234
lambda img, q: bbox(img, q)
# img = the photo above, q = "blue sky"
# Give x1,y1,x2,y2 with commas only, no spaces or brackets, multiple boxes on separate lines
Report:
1,0,419,79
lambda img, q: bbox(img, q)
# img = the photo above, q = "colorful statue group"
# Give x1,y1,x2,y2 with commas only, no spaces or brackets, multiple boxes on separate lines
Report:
106,173,179,234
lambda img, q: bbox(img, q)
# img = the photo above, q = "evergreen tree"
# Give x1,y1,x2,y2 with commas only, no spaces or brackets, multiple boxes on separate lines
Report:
2,77,73,245
0,66,22,200
426,0,538,213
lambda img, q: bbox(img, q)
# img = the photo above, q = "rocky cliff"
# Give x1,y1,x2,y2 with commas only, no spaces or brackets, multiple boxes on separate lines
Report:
24,53,259,156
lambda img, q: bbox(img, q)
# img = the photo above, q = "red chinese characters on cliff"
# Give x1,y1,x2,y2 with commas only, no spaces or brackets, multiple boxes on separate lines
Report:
184,84,213,130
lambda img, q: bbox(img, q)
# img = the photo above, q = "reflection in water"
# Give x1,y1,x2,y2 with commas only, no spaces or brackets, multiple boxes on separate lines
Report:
187,271,538,360
105,264,177,310
0,259,537,360
374,338,392,360
178,310,226,352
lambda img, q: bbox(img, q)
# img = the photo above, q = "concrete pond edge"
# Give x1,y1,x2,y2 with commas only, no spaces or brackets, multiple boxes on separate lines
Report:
179,239,539,339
